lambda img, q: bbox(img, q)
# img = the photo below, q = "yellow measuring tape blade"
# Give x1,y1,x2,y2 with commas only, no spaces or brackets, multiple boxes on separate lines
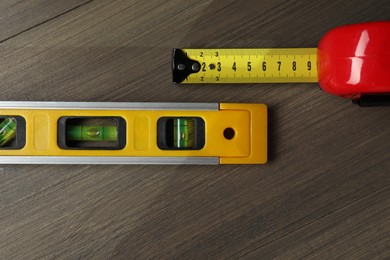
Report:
173,48,318,83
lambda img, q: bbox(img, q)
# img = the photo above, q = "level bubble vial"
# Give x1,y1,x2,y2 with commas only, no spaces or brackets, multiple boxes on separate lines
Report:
0,118,17,147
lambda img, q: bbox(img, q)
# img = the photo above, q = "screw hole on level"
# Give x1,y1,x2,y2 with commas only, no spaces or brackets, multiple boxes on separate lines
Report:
223,128,235,140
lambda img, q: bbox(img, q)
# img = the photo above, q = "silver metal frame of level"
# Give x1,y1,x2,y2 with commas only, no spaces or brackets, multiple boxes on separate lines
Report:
0,156,219,165
0,101,219,110
0,101,220,165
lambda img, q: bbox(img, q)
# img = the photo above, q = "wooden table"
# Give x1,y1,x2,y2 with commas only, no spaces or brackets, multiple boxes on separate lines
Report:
0,0,389,258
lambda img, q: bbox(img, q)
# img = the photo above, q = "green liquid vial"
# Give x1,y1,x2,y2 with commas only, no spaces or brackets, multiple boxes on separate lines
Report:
0,118,17,147
173,118,195,148
67,125,118,141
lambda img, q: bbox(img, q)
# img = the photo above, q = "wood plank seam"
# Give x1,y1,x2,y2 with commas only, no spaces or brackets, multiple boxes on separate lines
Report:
0,0,95,44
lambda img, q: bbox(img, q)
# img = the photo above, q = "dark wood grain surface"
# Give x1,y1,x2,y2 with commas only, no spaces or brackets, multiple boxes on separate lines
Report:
0,0,389,259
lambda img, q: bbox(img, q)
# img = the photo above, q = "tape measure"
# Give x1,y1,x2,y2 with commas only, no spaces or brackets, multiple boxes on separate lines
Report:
173,48,318,84
0,101,267,165
172,22,390,106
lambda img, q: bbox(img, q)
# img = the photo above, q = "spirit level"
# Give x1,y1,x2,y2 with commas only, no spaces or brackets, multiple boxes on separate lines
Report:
173,22,390,106
0,102,267,165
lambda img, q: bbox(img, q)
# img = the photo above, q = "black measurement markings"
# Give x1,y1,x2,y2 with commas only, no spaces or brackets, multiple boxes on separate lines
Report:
189,51,316,83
